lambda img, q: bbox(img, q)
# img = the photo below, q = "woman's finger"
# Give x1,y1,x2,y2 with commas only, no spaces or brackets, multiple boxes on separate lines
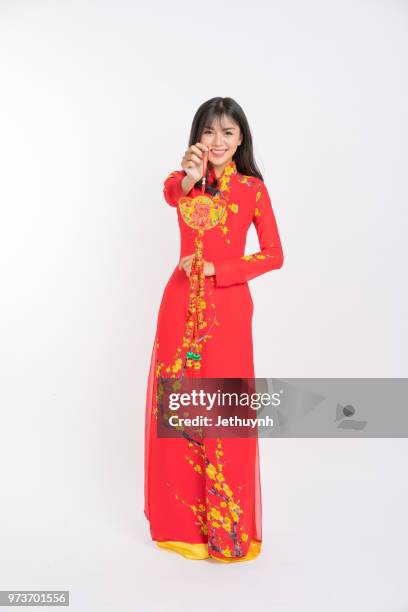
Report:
185,153,202,165
189,145,203,158
190,143,208,158
195,143,209,153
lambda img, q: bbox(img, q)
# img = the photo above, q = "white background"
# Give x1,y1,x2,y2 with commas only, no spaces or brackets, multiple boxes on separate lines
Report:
0,1,407,611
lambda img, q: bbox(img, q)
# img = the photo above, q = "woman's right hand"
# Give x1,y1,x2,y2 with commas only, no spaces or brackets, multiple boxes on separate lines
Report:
181,142,209,183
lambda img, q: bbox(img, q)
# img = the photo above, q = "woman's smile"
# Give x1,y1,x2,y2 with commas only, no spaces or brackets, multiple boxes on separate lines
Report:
210,148,228,158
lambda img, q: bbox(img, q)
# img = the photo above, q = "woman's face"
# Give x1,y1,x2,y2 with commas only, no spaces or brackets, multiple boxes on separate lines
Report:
200,115,242,167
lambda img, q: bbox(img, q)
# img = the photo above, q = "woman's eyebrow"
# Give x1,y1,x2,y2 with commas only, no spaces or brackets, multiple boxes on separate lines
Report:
204,126,236,130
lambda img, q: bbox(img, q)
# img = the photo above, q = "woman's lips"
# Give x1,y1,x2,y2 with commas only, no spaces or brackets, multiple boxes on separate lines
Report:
211,149,227,157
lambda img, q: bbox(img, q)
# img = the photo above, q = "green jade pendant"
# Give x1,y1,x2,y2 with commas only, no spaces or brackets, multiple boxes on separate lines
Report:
186,351,201,361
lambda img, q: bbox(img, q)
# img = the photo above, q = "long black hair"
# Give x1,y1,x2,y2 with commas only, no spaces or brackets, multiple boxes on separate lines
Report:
188,97,263,196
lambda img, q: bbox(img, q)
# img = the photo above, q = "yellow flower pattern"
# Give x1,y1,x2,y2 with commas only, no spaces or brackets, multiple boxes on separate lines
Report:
212,167,257,244
165,437,250,559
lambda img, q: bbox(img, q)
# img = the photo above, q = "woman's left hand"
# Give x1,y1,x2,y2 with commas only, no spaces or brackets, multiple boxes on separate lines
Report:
178,254,215,278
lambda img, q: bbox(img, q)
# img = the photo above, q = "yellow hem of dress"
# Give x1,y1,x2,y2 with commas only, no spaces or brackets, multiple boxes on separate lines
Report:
155,539,261,562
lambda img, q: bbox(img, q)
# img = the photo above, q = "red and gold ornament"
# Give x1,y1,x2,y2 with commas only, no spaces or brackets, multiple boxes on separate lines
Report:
178,153,227,369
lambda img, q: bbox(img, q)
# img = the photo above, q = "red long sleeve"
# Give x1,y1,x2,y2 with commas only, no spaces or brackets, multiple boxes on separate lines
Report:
163,170,188,207
214,181,284,287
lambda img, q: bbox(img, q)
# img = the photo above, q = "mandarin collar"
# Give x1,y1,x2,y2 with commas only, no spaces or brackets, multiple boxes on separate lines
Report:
208,159,237,182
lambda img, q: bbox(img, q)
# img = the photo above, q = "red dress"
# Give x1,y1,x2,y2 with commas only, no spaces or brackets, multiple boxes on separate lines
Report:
144,159,284,561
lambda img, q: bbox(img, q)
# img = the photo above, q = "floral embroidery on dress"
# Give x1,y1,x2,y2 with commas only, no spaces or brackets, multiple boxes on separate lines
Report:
217,161,237,192
238,175,257,188
241,244,277,262
254,183,262,218
165,437,249,559
212,162,237,245
214,166,256,244
238,182,277,264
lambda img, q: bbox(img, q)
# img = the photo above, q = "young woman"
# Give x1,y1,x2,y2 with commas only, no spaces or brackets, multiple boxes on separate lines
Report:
144,97,284,562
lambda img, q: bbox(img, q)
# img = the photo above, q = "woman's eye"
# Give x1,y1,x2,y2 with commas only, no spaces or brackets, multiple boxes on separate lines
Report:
204,130,233,135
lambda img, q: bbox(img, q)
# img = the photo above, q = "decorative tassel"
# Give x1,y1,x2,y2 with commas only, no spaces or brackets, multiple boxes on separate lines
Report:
178,150,227,371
